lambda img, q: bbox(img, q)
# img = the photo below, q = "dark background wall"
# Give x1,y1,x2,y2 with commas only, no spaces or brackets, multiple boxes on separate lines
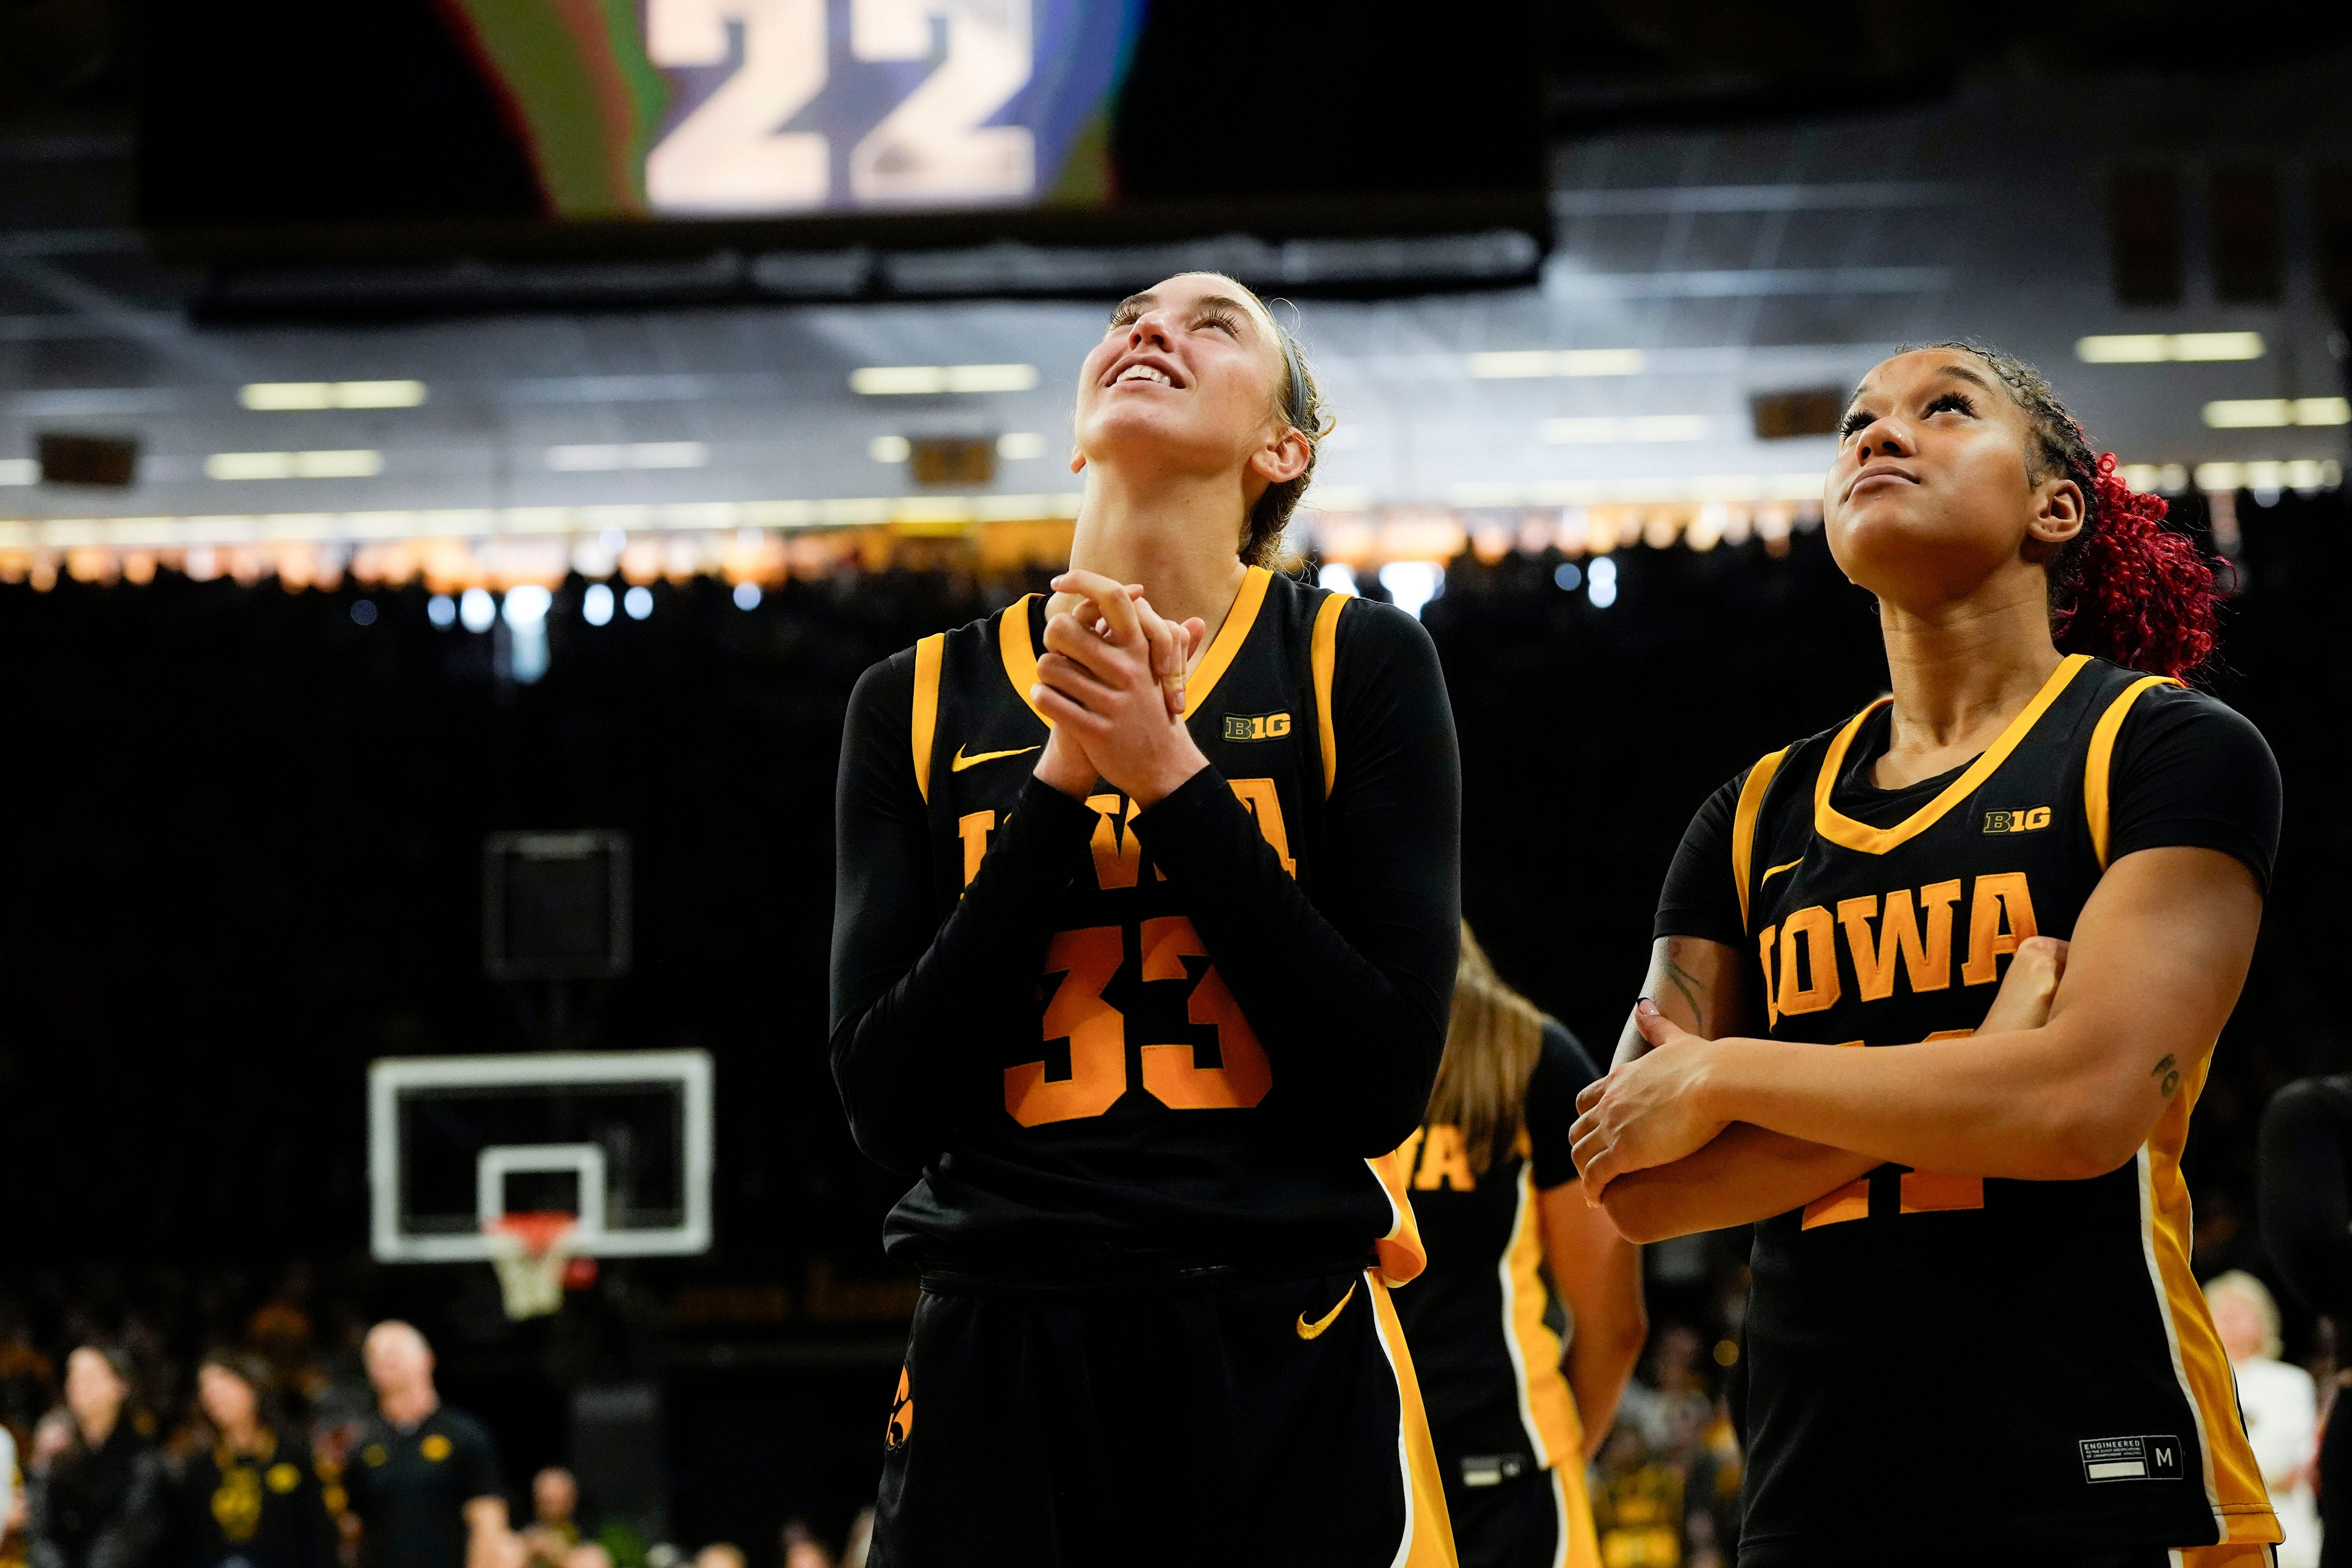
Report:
2,494,2342,1543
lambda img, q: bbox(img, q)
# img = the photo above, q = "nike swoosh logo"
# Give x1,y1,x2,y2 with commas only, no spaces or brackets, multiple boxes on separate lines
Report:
951,744,1041,772
1760,856,1804,886
1296,1281,1358,1341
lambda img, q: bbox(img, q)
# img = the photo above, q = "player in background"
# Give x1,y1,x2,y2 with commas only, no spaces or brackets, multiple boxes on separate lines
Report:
1568,343,2283,1566
1388,924,1641,1568
831,271,1462,1566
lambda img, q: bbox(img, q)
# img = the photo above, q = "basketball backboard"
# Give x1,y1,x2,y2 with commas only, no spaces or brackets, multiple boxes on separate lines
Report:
368,1050,712,1263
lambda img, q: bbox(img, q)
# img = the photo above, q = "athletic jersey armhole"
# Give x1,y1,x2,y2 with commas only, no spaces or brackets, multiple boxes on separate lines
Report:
1311,589,1347,800
911,632,945,803
2084,675,2182,868
1731,746,1790,931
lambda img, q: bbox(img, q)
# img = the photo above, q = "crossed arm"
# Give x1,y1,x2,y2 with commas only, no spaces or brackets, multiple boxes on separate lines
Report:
1583,846,2263,1243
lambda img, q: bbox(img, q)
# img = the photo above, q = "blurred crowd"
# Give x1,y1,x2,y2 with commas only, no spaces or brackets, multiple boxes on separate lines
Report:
0,1224,2336,1568
0,1279,871,1568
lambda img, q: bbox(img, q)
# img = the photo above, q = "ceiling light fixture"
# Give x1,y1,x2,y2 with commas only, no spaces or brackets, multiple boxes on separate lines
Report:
849,364,1040,395
205,449,384,480
2201,397,2351,428
2074,334,2265,364
240,381,428,410
1543,415,1708,443
1470,349,1645,379
547,442,710,471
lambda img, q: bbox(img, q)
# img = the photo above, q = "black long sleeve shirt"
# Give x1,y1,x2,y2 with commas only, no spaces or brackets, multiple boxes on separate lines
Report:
828,573,1461,1274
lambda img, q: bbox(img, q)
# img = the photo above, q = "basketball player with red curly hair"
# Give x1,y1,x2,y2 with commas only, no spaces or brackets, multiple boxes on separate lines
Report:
1570,343,2284,1566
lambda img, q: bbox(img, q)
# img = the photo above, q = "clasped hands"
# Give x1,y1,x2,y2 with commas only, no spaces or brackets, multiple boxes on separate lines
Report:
1031,569,1212,807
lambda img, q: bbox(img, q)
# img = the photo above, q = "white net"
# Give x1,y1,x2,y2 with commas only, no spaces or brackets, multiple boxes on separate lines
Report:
485,1214,579,1321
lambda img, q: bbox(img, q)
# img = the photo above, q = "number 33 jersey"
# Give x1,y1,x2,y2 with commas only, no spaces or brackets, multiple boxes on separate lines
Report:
1654,653,2283,1564
830,567,1464,1283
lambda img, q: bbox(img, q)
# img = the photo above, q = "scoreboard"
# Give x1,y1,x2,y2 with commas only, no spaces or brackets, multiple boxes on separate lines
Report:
139,0,1543,263
445,0,1142,219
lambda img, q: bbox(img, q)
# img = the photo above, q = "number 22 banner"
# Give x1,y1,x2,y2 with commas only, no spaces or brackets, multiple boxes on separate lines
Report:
439,0,1146,219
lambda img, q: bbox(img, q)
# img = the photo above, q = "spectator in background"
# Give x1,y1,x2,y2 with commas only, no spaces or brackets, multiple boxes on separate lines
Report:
174,1352,335,1568
4,1419,20,1554
687,1545,741,1568
0,1328,56,1461
517,1471,578,1568
2261,1073,2352,1567
339,1325,508,1568
28,1347,164,1568
2206,1272,2321,1568
1589,1423,1698,1568
836,1512,871,1568
777,1522,829,1568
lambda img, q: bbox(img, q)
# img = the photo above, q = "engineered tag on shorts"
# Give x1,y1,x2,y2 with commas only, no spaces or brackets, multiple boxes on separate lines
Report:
2079,1434,2183,1483
1459,1453,1528,1488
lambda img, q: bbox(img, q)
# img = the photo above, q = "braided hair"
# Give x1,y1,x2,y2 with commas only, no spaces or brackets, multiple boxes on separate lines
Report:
1905,341,2221,679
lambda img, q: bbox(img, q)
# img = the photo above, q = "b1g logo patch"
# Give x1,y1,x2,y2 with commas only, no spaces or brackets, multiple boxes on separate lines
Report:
1223,711,1292,742
884,1366,914,1450
1983,806,2053,835
2080,1434,2183,1483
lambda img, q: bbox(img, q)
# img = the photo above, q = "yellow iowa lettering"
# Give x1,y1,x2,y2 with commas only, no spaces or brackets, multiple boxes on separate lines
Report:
1769,873,2037,1009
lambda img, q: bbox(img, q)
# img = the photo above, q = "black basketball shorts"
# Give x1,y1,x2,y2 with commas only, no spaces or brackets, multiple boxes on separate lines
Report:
869,1262,1456,1568
1442,1459,1590,1568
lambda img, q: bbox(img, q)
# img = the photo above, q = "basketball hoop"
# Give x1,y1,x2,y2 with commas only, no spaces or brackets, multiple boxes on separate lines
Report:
485,1212,597,1321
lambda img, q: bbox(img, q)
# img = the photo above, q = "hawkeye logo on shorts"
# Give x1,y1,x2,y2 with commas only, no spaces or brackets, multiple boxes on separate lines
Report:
1223,711,1292,742
885,1367,914,1450
1983,806,2053,835
2080,1434,2183,1483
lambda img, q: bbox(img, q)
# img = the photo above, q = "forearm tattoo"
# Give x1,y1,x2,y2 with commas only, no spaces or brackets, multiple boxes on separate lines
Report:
1661,956,1710,1027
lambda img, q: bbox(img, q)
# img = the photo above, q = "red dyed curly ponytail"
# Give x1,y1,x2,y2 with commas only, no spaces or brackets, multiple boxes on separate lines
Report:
1909,341,2223,679
2053,452,2221,678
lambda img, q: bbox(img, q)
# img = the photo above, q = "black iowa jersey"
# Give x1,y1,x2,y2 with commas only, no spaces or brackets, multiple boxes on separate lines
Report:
1392,1022,1601,1568
1394,1023,1595,1474
1655,654,2282,1565
831,566,1463,1283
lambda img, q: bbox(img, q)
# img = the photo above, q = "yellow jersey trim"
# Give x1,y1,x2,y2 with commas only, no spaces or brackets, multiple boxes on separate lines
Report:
1812,654,2091,857
1500,1167,1580,1470
1311,588,1347,799
2138,1065,2285,1544
910,633,945,803
2085,675,2182,868
996,595,1047,726
1187,564,1272,717
1730,747,1789,931
1367,1274,1463,1568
